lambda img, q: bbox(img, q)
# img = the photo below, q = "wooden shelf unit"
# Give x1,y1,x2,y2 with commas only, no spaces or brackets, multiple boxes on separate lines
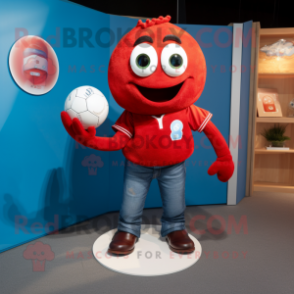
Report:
247,24,294,195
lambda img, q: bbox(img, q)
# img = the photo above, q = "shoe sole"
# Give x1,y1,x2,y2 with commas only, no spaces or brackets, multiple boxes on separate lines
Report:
166,238,195,254
168,245,195,254
107,247,135,255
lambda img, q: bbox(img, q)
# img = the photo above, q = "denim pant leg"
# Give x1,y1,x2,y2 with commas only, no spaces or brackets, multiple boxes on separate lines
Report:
117,161,153,238
157,162,186,237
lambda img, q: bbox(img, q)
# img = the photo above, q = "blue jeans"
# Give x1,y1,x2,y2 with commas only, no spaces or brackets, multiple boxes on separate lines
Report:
117,160,186,238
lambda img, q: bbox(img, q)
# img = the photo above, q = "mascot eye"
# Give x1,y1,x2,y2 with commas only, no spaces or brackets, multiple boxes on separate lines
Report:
136,54,150,69
161,43,188,77
130,43,158,77
169,54,183,68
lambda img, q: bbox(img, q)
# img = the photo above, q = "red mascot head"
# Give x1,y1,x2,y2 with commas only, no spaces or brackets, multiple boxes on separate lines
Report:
108,16,206,115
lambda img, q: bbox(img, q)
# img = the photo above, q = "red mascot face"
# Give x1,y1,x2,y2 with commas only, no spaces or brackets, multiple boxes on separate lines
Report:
108,16,206,115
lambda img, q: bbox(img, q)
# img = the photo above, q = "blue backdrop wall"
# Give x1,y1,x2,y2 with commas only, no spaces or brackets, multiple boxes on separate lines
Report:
0,0,233,253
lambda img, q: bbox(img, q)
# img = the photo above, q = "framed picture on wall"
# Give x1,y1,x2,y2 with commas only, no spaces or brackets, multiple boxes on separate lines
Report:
257,88,283,117
9,35,59,95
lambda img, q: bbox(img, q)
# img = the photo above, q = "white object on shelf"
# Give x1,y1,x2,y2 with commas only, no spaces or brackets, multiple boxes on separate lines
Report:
288,99,294,117
260,39,294,57
266,147,290,150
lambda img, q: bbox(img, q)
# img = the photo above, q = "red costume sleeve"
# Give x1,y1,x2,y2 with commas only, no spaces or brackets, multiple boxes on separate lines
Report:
188,105,213,132
61,111,130,151
112,111,134,138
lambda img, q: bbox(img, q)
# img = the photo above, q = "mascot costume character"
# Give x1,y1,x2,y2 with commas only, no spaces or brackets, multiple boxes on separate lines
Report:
61,16,234,255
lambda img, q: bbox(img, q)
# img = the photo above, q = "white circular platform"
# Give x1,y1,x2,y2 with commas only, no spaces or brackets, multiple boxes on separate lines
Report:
92,225,202,276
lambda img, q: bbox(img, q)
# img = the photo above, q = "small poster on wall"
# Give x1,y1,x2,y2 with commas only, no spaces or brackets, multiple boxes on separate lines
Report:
257,88,283,117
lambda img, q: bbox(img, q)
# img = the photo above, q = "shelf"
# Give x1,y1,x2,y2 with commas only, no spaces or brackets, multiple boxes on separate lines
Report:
258,73,294,79
256,117,294,123
260,28,294,37
255,148,294,154
254,182,294,193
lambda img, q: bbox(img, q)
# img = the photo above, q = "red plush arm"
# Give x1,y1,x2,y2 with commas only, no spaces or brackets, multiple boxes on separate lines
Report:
61,111,130,151
203,120,234,182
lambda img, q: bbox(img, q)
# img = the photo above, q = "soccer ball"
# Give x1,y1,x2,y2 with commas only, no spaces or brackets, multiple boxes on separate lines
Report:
64,86,109,129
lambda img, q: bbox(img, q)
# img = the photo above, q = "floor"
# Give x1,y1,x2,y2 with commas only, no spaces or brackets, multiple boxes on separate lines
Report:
1,191,294,294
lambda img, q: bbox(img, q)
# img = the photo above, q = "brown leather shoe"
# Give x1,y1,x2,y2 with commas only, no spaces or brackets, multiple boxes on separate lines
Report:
166,230,195,254
107,231,137,255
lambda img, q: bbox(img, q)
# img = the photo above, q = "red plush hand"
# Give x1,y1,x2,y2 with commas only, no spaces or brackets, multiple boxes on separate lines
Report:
61,111,96,147
61,111,130,151
208,154,234,182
